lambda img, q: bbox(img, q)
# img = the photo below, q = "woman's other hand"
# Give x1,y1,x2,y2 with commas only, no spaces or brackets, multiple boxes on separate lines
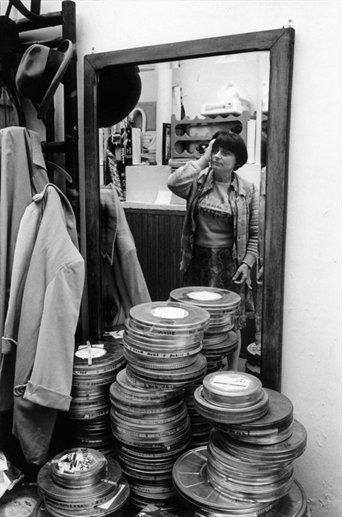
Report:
257,266,264,283
233,263,249,284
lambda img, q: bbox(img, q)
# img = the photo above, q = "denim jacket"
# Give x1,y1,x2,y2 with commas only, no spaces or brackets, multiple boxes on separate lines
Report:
167,160,259,272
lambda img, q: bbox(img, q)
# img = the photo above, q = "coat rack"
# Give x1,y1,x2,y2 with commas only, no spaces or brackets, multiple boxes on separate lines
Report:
7,0,79,215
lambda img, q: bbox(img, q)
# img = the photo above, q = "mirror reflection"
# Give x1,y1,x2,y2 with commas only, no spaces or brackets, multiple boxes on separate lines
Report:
99,53,269,199
97,52,270,377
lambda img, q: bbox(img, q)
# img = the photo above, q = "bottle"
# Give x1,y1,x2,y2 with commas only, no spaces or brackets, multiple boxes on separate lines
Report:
125,119,133,165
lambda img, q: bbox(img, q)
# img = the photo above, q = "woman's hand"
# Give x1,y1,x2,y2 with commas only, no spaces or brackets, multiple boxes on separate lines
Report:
233,263,249,285
203,139,216,162
197,138,216,170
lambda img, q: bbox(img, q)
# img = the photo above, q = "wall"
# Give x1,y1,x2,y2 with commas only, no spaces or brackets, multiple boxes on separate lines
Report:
173,54,261,117
139,55,262,118
39,0,341,515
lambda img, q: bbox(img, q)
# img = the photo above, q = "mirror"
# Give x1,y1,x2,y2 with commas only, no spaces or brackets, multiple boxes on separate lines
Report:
84,29,295,391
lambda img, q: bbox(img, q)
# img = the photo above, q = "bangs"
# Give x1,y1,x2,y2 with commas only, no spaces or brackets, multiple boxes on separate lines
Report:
212,131,248,169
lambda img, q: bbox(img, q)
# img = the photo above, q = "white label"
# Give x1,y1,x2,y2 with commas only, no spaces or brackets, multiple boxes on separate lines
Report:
152,307,189,319
187,290,222,301
212,374,251,390
75,347,106,359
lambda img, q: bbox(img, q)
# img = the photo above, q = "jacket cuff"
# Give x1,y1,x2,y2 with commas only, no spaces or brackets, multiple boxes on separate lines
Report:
1,337,17,355
242,254,256,269
24,381,72,411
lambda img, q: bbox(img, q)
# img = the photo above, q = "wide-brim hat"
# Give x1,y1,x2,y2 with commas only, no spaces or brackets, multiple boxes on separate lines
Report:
97,64,142,128
15,39,74,120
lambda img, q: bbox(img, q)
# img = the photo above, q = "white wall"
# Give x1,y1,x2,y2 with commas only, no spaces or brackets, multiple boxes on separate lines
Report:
40,1,341,514
173,55,261,117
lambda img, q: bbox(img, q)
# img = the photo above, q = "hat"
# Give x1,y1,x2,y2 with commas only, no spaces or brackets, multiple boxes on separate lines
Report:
0,16,19,72
15,39,74,120
97,65,142,128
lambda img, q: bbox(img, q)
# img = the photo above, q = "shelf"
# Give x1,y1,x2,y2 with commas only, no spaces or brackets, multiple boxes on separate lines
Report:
170,112,250,164
171,113,249,126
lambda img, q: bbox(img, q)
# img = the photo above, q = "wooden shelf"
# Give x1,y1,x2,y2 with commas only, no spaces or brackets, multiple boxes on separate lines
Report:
172,113,249,126
170,112,250,163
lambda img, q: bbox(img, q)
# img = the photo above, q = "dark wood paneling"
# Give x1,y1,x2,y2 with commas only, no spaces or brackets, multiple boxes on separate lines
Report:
125,209,184,301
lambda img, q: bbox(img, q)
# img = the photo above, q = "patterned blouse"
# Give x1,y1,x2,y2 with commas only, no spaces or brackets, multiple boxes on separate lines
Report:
167,159,259,272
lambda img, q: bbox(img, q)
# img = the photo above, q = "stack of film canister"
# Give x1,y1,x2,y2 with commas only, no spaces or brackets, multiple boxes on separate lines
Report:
173,371,308,516
66,338,126,457
183,376,212,448
245,341,261,378
169,287,240,372
169,287,241,447
110,369,189,511
124,301,209,389
110,301,210,511
37,448,130,517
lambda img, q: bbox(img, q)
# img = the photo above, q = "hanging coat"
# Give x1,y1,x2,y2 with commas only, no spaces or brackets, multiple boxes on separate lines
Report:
0,126,49,342
0,184,84,464
101,182,151,328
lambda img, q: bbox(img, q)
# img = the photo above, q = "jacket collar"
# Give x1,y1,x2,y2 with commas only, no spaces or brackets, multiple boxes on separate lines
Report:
198,168,248,196
32,183,79,249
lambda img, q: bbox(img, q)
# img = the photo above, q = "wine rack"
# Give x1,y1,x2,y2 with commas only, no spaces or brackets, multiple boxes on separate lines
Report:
170,112,250,168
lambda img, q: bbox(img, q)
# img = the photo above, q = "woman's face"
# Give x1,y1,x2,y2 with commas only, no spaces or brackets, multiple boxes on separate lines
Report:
211,146,237,175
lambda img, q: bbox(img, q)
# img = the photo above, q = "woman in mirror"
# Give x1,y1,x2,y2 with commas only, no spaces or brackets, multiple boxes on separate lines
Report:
167,131,259,370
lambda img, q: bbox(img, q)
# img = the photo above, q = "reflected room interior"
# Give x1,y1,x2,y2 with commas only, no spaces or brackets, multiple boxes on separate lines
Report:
99,53,269,202
84,29,294,391
97,52,270,378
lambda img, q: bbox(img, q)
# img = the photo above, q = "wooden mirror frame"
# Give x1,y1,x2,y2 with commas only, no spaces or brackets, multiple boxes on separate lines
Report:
83,28,295,391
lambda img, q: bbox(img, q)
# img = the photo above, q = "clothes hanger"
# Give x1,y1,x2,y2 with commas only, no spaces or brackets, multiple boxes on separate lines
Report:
45,160,72,183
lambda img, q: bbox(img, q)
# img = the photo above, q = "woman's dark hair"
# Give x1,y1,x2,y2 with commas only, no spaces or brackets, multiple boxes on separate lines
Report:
211,130,248,170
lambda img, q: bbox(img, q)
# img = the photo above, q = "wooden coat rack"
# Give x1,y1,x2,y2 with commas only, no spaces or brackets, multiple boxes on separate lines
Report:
11,0,79,207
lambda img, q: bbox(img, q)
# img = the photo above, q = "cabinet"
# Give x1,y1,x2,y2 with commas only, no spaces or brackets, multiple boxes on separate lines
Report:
170,112,250,168
124,208,184,301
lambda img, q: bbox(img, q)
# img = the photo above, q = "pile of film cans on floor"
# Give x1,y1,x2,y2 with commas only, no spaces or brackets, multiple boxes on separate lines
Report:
173,370,308,516
51,288,308,516
110,301,210,510
65,338,126,456
37,448,129,516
